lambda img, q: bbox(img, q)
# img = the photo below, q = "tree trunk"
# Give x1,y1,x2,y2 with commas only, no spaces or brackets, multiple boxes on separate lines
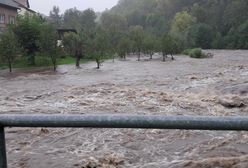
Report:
96,59,100,69
138,50,141,61
51,56,57,72
112,55,115,63
75,51,80,68
150,52,153,59
53,59,57,71
8,60,12,73
76,57,80,67
162,53,166,62
97,63,100,69
29,54,35,66
171,54,174,60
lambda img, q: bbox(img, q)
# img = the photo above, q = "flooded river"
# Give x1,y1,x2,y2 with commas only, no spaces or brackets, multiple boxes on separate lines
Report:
0,50,248,168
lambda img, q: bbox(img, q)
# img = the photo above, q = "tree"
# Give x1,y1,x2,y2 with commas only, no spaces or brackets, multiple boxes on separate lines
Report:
143,33,157,59
170,11,196,51
80,9,97,30
104,0,248,50
225,20,248,49
188,23,214,49
0,28,19,72
14,14,43,65
49,6,62,27
211,32,224,49
171,11,196,34
190,3,207,23
101,13,128,61
117,36,131,60
88,26,110,69
63,8,97,32
129,25,145,61
235,21,248,49
63,31,85,67
39,23,60,71
127,10,146,27
161,34,177,61
223,0,248,30
63,8,82,29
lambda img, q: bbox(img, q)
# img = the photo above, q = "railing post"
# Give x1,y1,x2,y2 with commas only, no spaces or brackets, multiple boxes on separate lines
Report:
0,127,7,168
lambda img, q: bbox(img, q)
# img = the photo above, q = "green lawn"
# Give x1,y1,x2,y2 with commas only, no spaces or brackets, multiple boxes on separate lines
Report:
0,56,90,70
57,56,89,65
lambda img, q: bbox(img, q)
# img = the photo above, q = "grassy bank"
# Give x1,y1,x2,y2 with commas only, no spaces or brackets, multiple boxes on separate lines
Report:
0,56,90,70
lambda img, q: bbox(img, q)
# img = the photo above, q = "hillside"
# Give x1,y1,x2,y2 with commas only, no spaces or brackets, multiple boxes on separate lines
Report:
105,0,248,49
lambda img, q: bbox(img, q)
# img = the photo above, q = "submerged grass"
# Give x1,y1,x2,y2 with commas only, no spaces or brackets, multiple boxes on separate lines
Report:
0,56,90,70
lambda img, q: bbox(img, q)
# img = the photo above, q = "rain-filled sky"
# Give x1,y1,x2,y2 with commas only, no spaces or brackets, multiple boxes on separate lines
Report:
29,0,119,15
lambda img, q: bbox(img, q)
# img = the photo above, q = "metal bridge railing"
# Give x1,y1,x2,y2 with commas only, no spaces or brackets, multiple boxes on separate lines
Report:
1,114,248,168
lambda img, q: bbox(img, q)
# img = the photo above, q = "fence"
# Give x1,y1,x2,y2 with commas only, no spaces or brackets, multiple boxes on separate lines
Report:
1,114,248,168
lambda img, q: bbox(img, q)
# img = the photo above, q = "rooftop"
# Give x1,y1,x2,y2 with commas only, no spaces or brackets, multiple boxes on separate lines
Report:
0,0,19,9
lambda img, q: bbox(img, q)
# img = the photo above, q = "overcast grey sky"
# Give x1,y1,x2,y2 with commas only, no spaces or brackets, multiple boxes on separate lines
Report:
29,0,119,15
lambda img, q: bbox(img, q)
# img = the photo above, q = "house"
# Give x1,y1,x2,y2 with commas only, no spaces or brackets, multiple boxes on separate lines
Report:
15,0,28,8
57,28,77,40
57,28,77,47
0,0,19,32
0,0,35,33
14,0,35,15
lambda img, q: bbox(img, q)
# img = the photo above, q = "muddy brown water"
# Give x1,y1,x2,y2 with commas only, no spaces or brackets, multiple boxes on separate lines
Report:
0,50,248,168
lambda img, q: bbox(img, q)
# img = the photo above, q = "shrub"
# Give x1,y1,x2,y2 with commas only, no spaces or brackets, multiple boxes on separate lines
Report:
182,49,191,55
190,48,202,58
183,48,207,58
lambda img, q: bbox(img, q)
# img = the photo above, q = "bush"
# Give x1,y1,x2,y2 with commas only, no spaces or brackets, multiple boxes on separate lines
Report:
183,48,207,58
182,49,191,55
190,48,202,58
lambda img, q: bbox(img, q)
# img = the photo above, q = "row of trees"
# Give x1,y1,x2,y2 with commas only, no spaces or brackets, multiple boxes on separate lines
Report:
108,0,248,50
49,6,178,64
1,0,248,72
0,6,179,73
46,0,248,68
0,13,115,72
0,14,60,72
0,7,178,72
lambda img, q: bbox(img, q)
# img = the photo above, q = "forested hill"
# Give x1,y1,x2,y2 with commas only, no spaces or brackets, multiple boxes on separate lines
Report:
104,0,248,49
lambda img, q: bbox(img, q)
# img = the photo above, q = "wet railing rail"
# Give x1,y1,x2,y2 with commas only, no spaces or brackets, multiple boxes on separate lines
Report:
1,114,248,168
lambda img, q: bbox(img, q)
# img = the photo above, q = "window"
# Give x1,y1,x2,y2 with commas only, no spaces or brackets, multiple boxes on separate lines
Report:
8,16,15,24
0,14,5,24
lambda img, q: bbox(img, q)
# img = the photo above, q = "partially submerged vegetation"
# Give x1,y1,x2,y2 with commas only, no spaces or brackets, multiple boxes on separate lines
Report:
183,48,207,59
0,0,248,73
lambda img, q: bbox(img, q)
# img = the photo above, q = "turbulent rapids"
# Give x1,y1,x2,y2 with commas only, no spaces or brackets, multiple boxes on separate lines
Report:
0,50,247,168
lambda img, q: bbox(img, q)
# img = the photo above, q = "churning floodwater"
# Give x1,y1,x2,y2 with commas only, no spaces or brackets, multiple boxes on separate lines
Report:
0,50,247,168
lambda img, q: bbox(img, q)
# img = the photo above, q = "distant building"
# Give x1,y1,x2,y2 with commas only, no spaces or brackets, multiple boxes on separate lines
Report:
57,28,77,40
0,0,19,32
0,0,35,33
57,28,77,47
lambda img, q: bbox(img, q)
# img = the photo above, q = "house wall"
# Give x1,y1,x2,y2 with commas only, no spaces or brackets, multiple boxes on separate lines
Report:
17,6,27,15
0,5,17,32
15,0,35,15
18,7,34,15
